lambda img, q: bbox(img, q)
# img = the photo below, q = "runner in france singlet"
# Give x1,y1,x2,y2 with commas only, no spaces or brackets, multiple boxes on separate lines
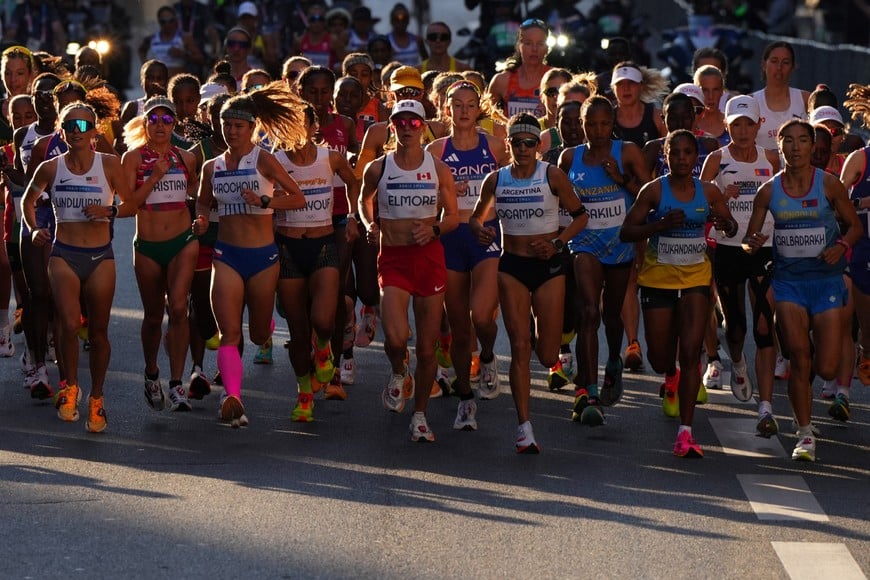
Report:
211,146,273,216
273,146,333,228
377,152,439,220
493,161,558,236
440,133,498,212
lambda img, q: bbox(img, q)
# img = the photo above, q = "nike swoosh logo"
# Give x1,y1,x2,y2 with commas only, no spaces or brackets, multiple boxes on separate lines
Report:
549,266,561,275
387,176,400,180
434,284,445,292
59,178,72,184
269,253,278,260
91,254,105,261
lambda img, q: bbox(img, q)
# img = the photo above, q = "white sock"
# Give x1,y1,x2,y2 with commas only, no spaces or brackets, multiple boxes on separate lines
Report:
758,400,772,416
677,425,692,436
836,384,851,398
797,425,813,438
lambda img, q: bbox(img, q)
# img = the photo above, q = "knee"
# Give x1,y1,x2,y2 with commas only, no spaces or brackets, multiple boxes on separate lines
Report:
814,356,838,380
166,300,189,325
577,303,601,329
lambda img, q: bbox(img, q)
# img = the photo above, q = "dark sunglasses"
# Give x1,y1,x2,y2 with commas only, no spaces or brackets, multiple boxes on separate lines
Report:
61,118,96,133
829,126,845,138
510,137,539,149
520,18,548,31
226,39,251,49
543,87,560,98
427,33,450,42
147,113,175,125
395,87,422,99
393,118,424,129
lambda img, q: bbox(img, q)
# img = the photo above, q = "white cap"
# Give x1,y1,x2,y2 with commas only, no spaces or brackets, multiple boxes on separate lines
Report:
674,83,705,107
238,1,258,17
199,82,228,105
390,99,426,120
809,105,844,127
611,65,642,85
724,95,760,124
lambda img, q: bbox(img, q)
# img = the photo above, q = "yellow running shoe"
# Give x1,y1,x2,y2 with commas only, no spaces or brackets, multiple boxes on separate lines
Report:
662,370,680,418
312,341,335,384
86,396,107,433
205,332,220,351
291,391,315,422
55,383,81,422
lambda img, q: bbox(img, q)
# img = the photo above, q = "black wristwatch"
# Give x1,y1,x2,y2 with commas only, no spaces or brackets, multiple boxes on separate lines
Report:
432,224,441,238
260,195,271,209
551,238,564,252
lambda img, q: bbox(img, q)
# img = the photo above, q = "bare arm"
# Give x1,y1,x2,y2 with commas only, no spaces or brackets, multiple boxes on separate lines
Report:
21,160,55,246
741,181,773,252
359,157,384,243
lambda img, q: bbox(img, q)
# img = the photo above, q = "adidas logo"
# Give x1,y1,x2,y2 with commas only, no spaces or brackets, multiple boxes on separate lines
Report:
445,153,460,163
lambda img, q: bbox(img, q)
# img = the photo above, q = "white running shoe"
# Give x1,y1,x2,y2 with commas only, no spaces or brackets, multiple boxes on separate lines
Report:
702,360,724,389
559,350,576,380
792,435,816,462
382,370,409,413
167,383,192,412
23,365,39,390
0,326,14,357
144,376,166,411
820,379,837,400
20,350,31,374
477,355,500,400
453,399,478,431
409,412,435,442
515,421,540,454
341,357,356,385
731,358,753,402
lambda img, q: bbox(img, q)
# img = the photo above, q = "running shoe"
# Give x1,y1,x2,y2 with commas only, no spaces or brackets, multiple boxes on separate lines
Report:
78,316,89,342
515,421,540,454
435,335,452,368
205,332,220,350
324,370,347,401
662,371,680,418
624,339,643,371
291,391,315,422
469,354,481,386
12,307,22,334
212,370,223,386
435,365,451,396
341,357,356,385
756,411,779,438
547,359,571,391
774,354,790,380
731,358,753,402
702,360,724,390
167,383,192,412
792,435,816,462
188,366,211,400
20,350,31,375
30,365,53,400
342,309,356,352
409,412,435,442
218,394,247,428
453,399,478,431
253,336,273,364
478,355,500,400
382,369,410,413
23,365,38,391
354,305,377,347
571,387,604,425
0,326,14,357
673,430,703,458
560,350,577,380
86,396,107,433
46,331,55,363
599,357,624,407
55,383,81,422
429,379,443,399
312,340,335,384
820,379,837,400
571,387,589,422
858,356,870,386
144,375,165,411
696,382,708,405
828,393,850,422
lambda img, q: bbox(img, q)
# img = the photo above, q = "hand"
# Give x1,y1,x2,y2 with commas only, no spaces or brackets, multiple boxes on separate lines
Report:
151,156,171,181
192,214,207,235
658,209,685,231
741,231,769,254
345,217,360,243
711,214,734,237
366,222,380,245
724,184,740,199
410,220,434,245
529,238,556,260
819,244,847,265
82,204,114,220
30,227,50,247
602,156,624,185
476,225,497,246
240,188,259,206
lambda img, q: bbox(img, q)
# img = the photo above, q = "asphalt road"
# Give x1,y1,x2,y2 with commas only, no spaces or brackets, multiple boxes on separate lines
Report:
0,216,868,579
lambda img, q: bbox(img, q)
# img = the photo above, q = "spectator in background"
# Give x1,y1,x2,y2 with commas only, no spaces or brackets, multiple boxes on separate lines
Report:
387,3,427,67
765,0,796,36
223,27,255,86
326,7,352,50
347,7,382,53
139,6,204,78
236,1,279,75
293,2,345,71
419,22,470,73
4,0,67,56
174,0,220,70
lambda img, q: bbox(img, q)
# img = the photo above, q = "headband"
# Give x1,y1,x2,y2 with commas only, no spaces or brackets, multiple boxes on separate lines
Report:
445,80,480,99
508,123,541,139
221,108,256,122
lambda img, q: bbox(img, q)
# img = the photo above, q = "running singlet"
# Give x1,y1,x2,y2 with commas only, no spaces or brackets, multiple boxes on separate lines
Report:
420,57,458,73
356,97,380,143
505,69,548,118
19,123,50,172
147,31,185,70
52,154,113,223
493,161,558,236
752,87,806,150
212,146,273,216
638,176,711,289
138,145,190,208
320,117,351,215
769,168,844,281
713,145,774,247
440,133,498,212
377,152,439,220
273,146,333,228
615,102,659,148
299,33,332,68
388,33,422,66
567,140,634,265
849,148,870,238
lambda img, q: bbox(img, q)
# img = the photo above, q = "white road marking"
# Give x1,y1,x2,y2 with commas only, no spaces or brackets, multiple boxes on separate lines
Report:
737,474,828,521
771,542,867,580
709,418,786,458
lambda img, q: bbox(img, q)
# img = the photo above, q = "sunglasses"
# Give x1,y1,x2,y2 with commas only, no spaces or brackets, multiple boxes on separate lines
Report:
694,105,706,115
309,14,325,22
226,39,251,49
510,137,539,149
427,33,450,42
147,113,175,125
543,87,560,98
61,118,96,133
520,18,548,31
395,87,422,99
829,126,845,138
393,118,424,129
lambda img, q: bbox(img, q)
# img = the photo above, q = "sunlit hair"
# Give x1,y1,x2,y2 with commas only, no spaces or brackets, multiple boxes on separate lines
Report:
557,72,597,107
777,119,815,144
168,73,201,102
297,65,336,92
580,94,615,119
140,59,169,87
664,128,698,154
691,47,728,77
123,103,177,150
54,76,120,122
693,64,725,93
539,68,571,93
8,94,33,123
429,72,463,122
209,61,238,94
2,45,35,72
611,61,669,104
59,101,98,124
844,83,870,126
32,51,67,76
220,81,308,150
808,83,837,112
241,68,273,91
30,72,61,93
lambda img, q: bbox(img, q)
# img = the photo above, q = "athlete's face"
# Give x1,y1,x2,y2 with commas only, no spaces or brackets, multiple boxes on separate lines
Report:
2,56,32,97
143,65,169,98
241,73,270,92
346,63,373,89
173,84,199,121
582,104,615,148
60,108,98,149
665,135,698,177
145,106,175,143
301,74,334,112
557,104,583,148
10,99,36,130
334,79,363,118
699,74,724,111
507,131,539,166
778,124,813,168
810,131,832,169
613,79,640,107
518,28,548,66
447,89,479,129
726,116,760,148
663,101,694,132
32,78,59,119
763,47,794,86
221,117,254,148
391,113,424,147
542,77,567,117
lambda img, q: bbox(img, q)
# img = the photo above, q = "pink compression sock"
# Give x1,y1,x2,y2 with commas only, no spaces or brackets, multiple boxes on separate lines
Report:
217,345,243,398
269,318,275,334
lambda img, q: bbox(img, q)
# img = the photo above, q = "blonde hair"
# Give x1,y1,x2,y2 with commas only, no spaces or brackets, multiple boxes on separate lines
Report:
612,61,669,104
429,72,463,123
221,81,308,150
844,83,870,127
693,64,726,92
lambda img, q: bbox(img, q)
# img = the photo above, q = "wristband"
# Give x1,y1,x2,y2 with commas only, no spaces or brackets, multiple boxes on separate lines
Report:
569,206,587,218
109,205,118,218
432,224,441,239
835,237,850,251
